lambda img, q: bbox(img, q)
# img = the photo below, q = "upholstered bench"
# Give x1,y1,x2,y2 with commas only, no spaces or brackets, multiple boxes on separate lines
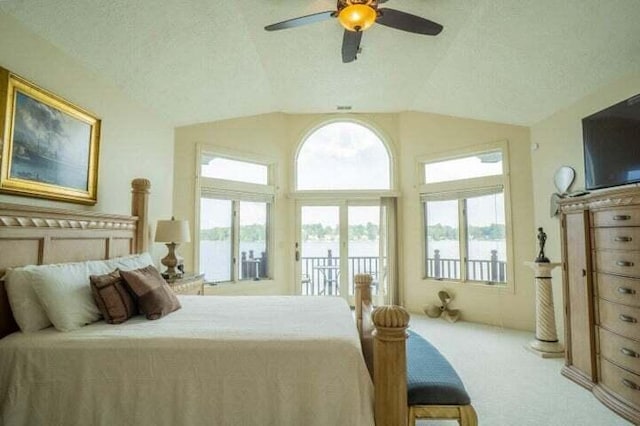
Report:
407,330,478,426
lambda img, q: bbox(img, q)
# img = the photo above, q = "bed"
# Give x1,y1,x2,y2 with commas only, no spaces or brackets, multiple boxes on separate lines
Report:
0,179,410,426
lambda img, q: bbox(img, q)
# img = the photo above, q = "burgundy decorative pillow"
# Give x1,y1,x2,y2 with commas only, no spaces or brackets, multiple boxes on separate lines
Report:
90,270,137,324
119,265,181,320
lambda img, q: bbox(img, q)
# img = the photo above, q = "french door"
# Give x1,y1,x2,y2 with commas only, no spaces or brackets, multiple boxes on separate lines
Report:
295,200,383,304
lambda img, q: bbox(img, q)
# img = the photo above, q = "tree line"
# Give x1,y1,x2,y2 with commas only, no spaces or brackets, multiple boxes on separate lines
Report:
201,224,265,241
201,222,505,241
428,223,505,240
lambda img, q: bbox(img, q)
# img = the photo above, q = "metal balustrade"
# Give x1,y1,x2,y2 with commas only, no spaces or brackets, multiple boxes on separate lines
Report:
242,247,506,289
240,250,267,280
426,249,507,283
299,249,382,296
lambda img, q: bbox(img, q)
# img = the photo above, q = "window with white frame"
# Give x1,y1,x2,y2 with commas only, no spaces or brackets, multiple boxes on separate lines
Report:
296,121,391,190
198,152,274,284
420,147,510,285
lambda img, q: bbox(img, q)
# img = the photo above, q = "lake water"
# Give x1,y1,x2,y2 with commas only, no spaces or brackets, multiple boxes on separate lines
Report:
11,155,87,190
200,239,506,283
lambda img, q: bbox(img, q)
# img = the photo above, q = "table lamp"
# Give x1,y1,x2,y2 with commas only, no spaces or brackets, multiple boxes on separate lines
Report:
154,217,190,279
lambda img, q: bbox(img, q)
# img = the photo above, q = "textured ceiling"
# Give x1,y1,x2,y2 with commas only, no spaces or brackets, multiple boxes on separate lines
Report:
1,0,639,126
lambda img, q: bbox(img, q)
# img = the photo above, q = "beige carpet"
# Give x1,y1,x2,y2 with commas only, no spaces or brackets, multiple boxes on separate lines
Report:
409,314,632,426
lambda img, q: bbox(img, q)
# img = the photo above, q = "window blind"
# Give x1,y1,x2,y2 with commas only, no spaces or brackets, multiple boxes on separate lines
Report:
420,184,503,202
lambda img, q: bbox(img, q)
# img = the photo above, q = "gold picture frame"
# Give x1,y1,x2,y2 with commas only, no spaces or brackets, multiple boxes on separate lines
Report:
0,67,100,205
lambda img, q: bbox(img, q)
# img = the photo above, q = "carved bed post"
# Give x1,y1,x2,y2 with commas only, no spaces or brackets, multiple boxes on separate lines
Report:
355,273,374,375
372,305,410,426
131,178,151,253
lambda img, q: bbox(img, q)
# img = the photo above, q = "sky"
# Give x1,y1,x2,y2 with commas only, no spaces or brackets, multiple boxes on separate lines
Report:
200,123,504,228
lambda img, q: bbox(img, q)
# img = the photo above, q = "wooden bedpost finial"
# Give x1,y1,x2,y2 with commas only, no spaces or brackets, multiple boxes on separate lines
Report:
131,178,151,193
354,273,373,287
371,305,409,426
354,274,373,315
372,305,410,333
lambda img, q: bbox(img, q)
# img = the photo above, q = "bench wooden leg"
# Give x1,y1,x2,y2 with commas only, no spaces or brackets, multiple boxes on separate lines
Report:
408,406,417,426
459,405,478,426
409,404,477,426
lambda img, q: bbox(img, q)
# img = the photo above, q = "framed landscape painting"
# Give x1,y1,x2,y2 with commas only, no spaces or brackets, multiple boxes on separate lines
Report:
0,68,100,205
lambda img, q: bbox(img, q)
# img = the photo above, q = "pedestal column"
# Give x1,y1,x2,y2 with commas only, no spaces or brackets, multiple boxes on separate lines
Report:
524,261,564,358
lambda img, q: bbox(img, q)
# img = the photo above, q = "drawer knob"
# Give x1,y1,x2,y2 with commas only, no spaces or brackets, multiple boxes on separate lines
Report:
619,314,638,323
614,236,633,242
621,348,640,358
618,287,637,295
622,379,640,391
616,261,634,267
614,215,632,221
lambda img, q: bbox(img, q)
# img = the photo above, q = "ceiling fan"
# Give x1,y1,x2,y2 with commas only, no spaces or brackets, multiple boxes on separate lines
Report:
265,0,443,63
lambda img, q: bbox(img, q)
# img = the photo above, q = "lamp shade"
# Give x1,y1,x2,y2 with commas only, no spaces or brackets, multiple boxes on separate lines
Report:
338,4,377,32
155,218,191,243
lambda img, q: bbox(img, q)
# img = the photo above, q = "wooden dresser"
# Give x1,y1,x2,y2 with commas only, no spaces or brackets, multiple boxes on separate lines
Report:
560,187,640,424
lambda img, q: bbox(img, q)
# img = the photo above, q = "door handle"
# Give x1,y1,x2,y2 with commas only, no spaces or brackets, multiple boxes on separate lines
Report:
615,236,632,242
619,314,637,323
618,287,637,295
616,261,634,267
621,347,640,358
614,215,631,221
622,379,639,391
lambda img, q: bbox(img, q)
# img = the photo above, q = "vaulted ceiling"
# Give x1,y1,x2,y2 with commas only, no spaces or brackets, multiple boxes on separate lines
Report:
1,0,639,126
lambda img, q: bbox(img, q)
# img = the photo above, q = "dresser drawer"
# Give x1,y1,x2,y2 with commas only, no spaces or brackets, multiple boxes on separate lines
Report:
599,328,640,375
595,250,640,277
597,273,640,308
593,227,640,250
599,299,640,340
599,357,640,408
593,207,640,228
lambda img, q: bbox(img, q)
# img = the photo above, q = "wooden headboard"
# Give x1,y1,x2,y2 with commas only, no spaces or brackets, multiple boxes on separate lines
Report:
0,178,151,338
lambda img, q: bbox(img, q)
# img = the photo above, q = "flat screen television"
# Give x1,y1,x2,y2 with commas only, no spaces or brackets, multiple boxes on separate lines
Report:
583,93,640,190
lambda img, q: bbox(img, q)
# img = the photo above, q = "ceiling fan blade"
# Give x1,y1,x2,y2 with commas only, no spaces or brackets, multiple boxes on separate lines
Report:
342,30,363,63
265,11,335,31
376,8,443,35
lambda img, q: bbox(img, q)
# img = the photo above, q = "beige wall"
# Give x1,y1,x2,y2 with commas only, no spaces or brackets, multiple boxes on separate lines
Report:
398,112,535,330
175,111,537,330
530,71,640,340
174,113,290,295
0,13,174,262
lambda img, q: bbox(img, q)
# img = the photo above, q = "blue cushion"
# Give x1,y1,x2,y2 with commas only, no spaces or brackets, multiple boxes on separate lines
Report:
407,330,471,406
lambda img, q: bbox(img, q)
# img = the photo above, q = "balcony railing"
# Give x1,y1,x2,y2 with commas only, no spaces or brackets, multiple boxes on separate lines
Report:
426,249,506,283
242,247,506,289
299,249,382,296
240,250,267,280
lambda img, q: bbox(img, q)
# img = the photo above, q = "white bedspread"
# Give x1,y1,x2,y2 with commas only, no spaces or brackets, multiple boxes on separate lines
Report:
0,296,374,426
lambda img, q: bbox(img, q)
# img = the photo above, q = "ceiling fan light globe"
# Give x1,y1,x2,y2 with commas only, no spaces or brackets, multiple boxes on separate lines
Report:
338,4,377,32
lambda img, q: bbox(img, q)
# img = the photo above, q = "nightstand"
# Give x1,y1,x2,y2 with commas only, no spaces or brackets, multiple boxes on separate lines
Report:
166,273,205,295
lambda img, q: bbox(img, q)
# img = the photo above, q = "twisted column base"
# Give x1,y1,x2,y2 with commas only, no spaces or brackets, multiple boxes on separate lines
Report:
524,262,564,358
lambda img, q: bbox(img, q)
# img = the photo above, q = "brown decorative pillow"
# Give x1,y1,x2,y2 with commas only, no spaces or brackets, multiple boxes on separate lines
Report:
90,270,137,324
119,265,181,320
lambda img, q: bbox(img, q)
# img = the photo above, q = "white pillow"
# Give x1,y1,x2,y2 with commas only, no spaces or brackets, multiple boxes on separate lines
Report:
85,259,113,276
5,254,152,333
30,261,101,332
107,252,154,271
5,265,52,332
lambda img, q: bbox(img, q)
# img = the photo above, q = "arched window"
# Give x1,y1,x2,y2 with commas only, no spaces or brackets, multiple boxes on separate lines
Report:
296,122,391,190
